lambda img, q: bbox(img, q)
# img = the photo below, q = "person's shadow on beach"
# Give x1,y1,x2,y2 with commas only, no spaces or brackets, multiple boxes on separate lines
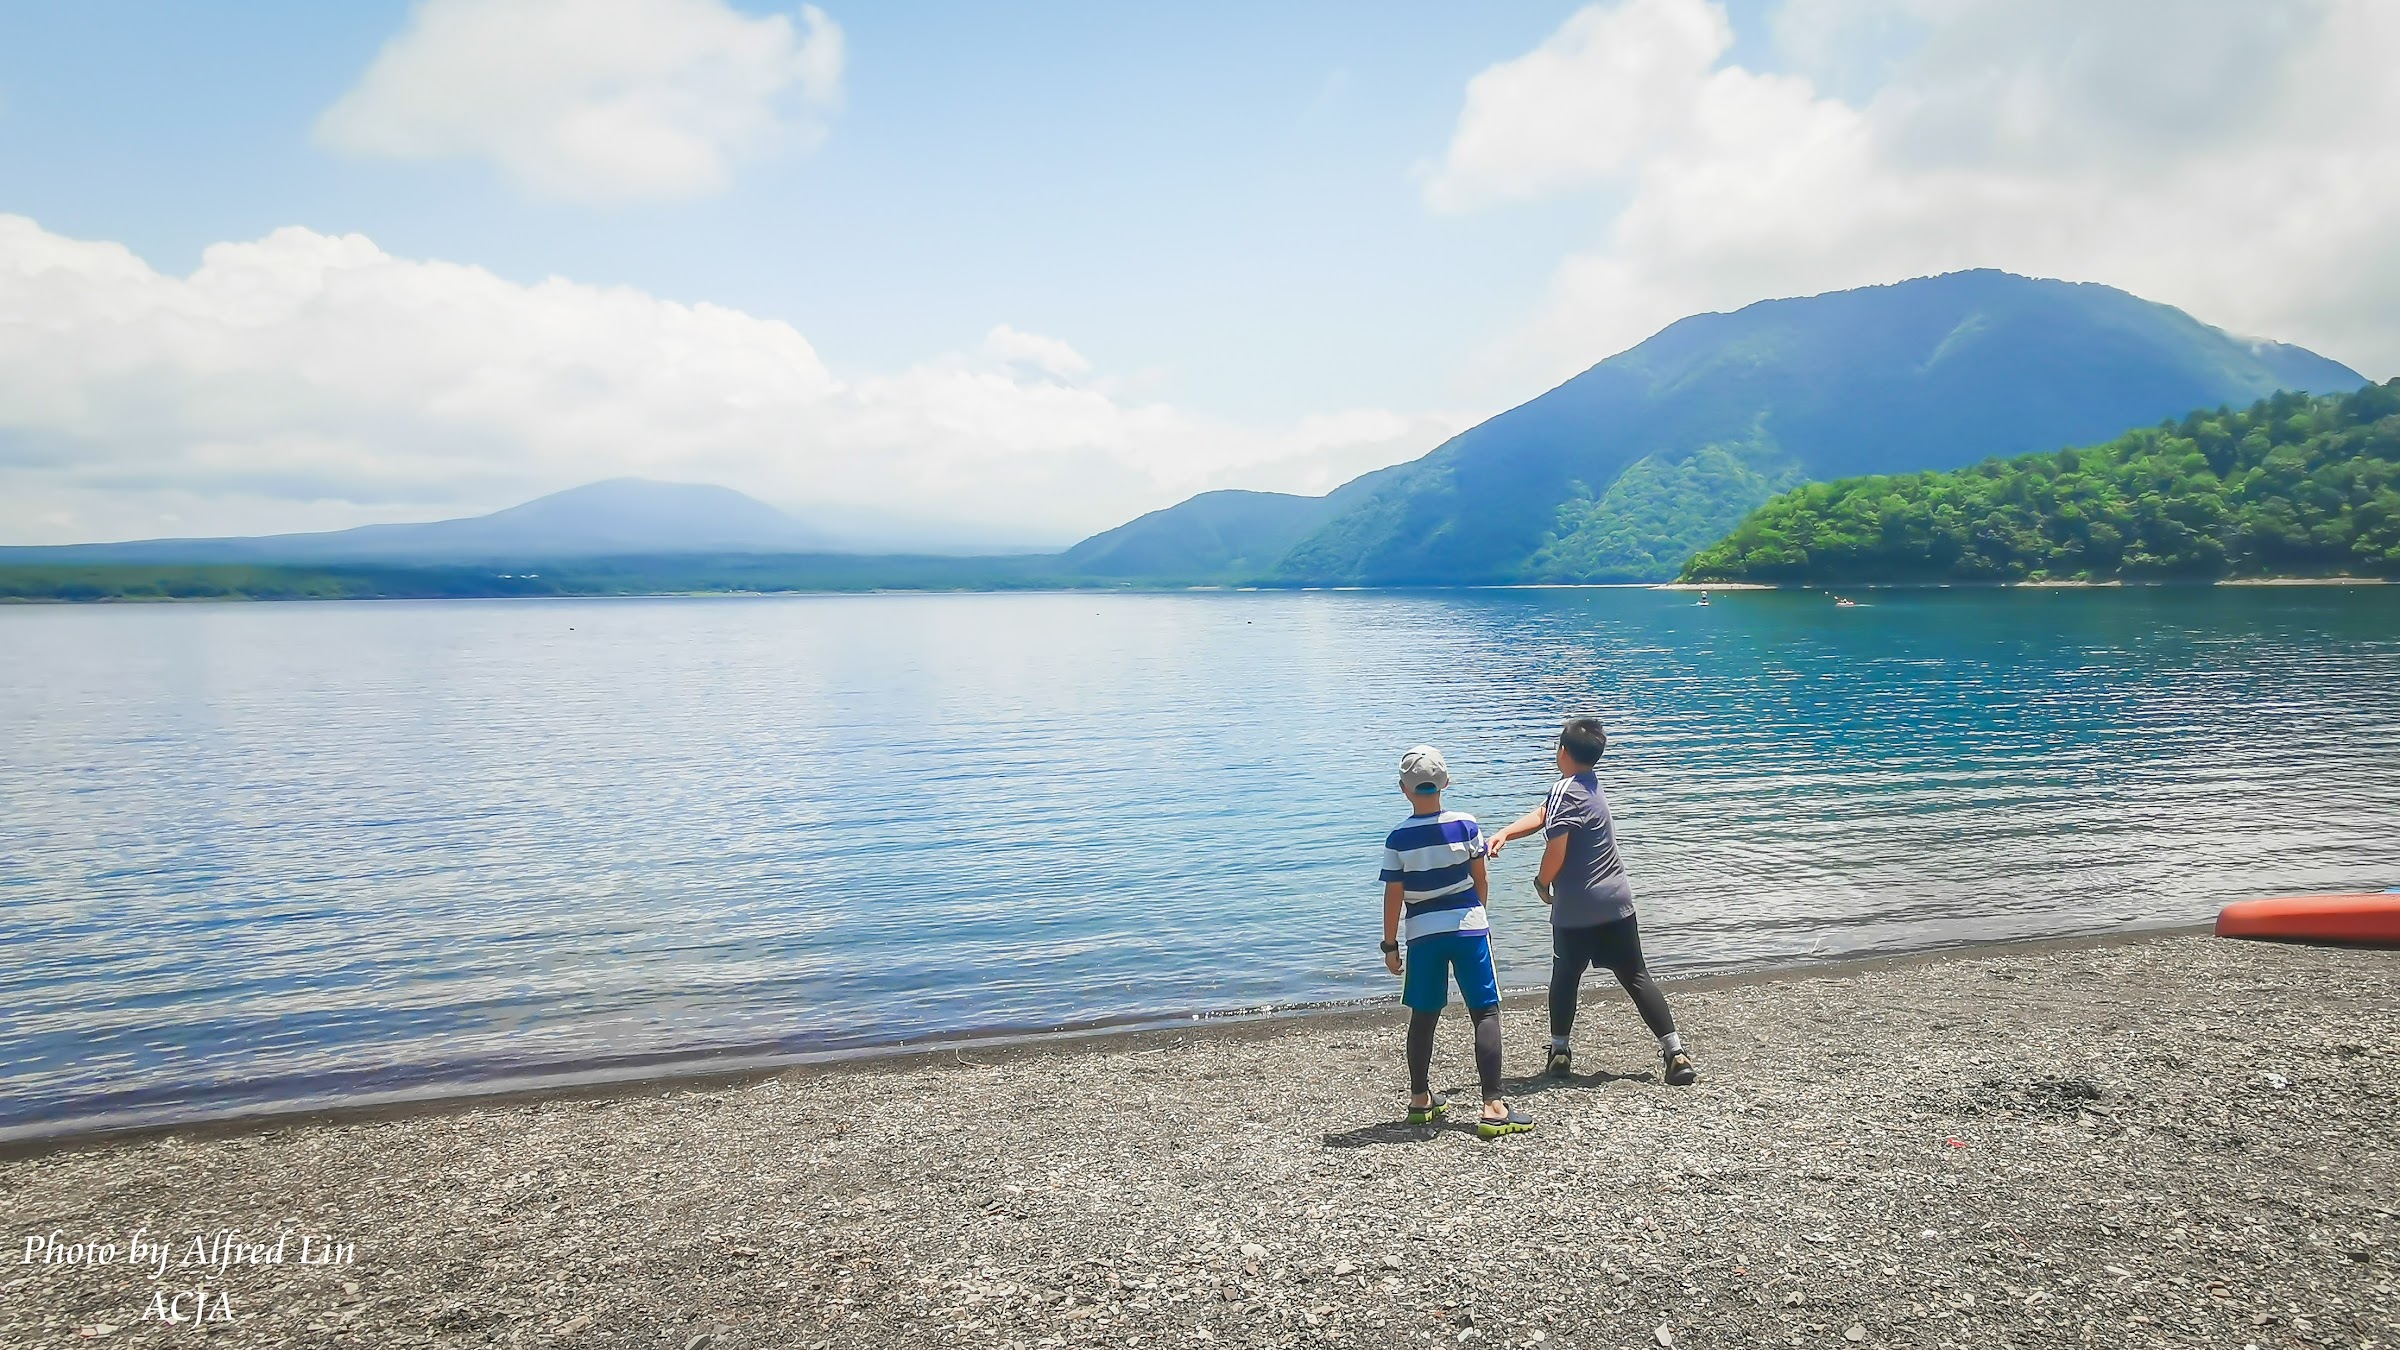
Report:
1321,1117,1481,1148
1501,1065,1657,1099
1320,1065,1658,1148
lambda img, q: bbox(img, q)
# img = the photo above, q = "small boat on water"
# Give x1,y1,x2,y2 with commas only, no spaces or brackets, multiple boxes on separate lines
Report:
2215,892,2400,946
1833,597,1858,607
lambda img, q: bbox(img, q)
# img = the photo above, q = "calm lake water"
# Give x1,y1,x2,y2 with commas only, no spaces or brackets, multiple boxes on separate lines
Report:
4,587,2397,1137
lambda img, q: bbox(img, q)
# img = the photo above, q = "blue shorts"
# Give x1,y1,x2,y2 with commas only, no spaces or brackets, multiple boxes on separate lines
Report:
1402,930,1500,1013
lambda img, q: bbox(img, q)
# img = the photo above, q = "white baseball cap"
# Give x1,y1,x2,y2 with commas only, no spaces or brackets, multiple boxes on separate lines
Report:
1398,745,1451,794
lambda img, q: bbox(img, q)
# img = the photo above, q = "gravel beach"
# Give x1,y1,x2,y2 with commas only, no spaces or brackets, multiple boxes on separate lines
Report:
4,932,2393,1349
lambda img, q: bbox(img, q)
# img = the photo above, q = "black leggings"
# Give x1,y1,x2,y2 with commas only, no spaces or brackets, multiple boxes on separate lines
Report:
1550,915,1676,1041
1407,1003,1502,1102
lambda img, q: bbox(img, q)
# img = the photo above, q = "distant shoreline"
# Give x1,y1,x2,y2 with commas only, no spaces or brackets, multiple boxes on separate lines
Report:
2215,575,2393,586
1,574,2390,605
1670,575,2389,592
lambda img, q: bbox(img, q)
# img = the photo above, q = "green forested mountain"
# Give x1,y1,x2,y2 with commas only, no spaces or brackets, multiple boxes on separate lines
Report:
1681,380,2400,584
1061,489,1342,580
1263,270,2362,585
1522,440,1808,581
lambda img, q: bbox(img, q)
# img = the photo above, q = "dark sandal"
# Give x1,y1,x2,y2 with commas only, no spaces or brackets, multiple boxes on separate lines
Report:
1476,1105,1534,1140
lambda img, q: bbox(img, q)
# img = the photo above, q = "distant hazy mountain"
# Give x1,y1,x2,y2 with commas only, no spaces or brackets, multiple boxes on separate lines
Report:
1063,489,1343,579
6,478,1075,563
1055,466,1427,582
1133,270,2364,586
8,480,842,564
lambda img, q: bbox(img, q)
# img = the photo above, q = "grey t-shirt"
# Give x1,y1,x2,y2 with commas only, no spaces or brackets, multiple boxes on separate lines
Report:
1544,771,1636,928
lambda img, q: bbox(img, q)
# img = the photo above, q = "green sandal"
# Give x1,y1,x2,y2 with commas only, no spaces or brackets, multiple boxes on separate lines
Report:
1475,1105,1534,1140
1405,1095,1449,1126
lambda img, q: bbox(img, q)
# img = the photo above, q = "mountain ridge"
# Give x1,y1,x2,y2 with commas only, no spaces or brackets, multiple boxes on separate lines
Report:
0,480,828,564
1062,490,1337,580
1264,270,2366,585
0,479,1065,564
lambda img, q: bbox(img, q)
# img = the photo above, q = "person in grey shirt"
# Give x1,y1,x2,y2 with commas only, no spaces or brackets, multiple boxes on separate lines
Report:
1488,716,1698,1086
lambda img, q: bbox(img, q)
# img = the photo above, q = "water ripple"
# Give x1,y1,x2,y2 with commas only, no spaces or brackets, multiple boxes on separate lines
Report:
2,586,2396,1135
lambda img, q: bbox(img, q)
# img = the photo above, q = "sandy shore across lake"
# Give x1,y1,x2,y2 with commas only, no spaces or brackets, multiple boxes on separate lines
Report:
1656,578,2389,591
4,931,2394,1349
2215,577,2390,586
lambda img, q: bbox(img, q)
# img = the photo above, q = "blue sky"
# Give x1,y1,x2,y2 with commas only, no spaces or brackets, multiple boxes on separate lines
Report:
1,0,2393,545
3,2,1677,420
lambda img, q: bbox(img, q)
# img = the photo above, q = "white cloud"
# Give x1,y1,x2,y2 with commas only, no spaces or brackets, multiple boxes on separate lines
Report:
316,0,844,204
0,217,1470,545
981,324,1091,379
1433,0,2400,382
1421,0,1732,212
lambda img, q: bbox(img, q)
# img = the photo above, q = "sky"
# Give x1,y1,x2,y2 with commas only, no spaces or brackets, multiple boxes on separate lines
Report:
1,0,2394,547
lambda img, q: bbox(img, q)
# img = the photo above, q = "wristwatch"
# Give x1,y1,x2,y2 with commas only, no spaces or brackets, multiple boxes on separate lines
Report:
1379,939,1400,954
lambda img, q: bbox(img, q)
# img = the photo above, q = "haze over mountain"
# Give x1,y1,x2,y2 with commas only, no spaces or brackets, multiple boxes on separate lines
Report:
7,272,2366,590
1055,472,1405,580
1117,270,2367,585
2,480,1060,565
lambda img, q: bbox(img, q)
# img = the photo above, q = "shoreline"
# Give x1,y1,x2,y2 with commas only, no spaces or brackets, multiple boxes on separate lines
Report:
0,922,2209,1160
1672,575,2390,591
2216,575,2392,586
4,575,2388,606
5,928,2391,1348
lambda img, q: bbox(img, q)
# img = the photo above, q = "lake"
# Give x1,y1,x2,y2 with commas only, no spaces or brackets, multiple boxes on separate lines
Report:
4,586,2396,1139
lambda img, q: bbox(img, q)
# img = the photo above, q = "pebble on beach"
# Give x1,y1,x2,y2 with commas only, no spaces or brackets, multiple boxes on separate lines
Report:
2,934,2394,1349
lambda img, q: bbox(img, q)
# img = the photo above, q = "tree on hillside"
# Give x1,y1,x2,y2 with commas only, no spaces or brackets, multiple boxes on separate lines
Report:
1680,381,2400,584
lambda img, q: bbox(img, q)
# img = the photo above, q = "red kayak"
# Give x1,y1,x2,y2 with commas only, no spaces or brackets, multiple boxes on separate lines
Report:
2215,893,2400,946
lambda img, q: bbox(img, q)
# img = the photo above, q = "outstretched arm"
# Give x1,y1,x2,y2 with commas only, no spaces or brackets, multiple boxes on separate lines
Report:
1484,804,1548,860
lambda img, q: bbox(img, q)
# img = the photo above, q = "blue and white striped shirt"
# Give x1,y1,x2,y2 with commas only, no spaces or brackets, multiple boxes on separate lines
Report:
1380,810,1488,942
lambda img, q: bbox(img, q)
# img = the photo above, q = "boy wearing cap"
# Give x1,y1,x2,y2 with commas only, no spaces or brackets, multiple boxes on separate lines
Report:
1380,745,1532,1139
1487,716,1698,1086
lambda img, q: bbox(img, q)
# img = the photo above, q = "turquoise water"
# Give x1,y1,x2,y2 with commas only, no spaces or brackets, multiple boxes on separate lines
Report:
3,586,2396,1138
